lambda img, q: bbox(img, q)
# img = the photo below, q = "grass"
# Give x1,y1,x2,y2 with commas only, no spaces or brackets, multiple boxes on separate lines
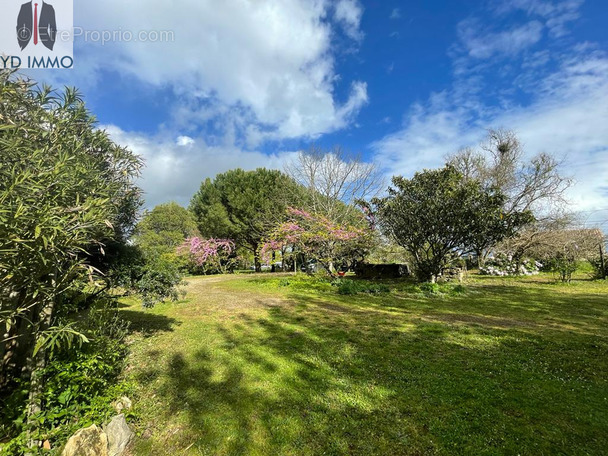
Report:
120,273,608,455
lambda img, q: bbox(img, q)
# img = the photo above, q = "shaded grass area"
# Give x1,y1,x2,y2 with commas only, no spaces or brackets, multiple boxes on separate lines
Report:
121,274,608,455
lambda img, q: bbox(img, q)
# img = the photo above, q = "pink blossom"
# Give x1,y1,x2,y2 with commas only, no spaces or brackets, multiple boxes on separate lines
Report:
180,237,235,266
287,207,312,219
259,207,373,274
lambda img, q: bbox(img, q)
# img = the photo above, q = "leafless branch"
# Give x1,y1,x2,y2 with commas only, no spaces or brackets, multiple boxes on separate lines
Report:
285,144,385,223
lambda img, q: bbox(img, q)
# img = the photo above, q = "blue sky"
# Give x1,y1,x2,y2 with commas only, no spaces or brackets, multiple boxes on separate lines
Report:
31,0,608,228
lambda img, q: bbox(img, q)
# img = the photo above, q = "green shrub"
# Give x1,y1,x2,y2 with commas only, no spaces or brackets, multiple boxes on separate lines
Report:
136,257,185,307
334,279,390,295
548,254,578,283
590,258,608,279
451,284,467,294
1,303,133,454
104,244,185,308
413,282,467,297
335,279,359,295
418,282,440,295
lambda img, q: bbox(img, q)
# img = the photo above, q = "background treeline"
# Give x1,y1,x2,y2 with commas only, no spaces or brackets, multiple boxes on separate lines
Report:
143,129,606,284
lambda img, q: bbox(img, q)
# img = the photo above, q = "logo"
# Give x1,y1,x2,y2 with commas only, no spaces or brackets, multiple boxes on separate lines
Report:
17,1,56,51
1,0,73,69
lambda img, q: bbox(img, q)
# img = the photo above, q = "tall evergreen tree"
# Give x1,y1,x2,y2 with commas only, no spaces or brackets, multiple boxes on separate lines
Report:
190,168,300,271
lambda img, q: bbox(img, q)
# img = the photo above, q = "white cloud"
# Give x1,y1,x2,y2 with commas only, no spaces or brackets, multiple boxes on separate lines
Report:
176,136,195,147
372,97,481,174
375,1,607,216
372,53,608,212
494,0,583,37
245,80,368,145
457,19,544,59
450,1,584,76
334,0,364,41
390,8,401,20
103,125,298,209
54,0,366,143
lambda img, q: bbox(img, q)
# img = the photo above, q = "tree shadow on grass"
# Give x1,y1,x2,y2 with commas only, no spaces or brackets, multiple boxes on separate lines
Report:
343,284,608,337
141,284,608,455
119,309,180,337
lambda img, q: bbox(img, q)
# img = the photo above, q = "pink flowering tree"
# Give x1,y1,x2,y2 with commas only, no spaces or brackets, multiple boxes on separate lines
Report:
261,208,372,276
178,237,238,274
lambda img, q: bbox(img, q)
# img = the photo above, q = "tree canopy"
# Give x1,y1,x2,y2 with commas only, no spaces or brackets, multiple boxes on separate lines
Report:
447,129,572,217
189,168,300,271
372,165,532,282
134,202,199,257
262,207,372,276
0,72,143,400
446,129,572,264
0,72,182,431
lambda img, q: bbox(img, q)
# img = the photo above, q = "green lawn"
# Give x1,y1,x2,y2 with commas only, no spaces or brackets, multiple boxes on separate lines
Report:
121,273,608,455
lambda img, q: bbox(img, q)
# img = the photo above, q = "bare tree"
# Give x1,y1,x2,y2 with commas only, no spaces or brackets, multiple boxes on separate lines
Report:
448,147,486,181
285,145,384,223
447,128,574,265
449,128,573,218
498,218,596,261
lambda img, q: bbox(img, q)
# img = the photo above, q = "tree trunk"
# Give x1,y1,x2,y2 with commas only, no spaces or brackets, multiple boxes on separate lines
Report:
253,244,261,272
1,290,36,399
600,242,606,279
27,298,54,449
320,261,336,278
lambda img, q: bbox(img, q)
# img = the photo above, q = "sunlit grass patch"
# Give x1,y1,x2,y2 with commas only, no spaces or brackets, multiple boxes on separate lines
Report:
122,273,608,455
